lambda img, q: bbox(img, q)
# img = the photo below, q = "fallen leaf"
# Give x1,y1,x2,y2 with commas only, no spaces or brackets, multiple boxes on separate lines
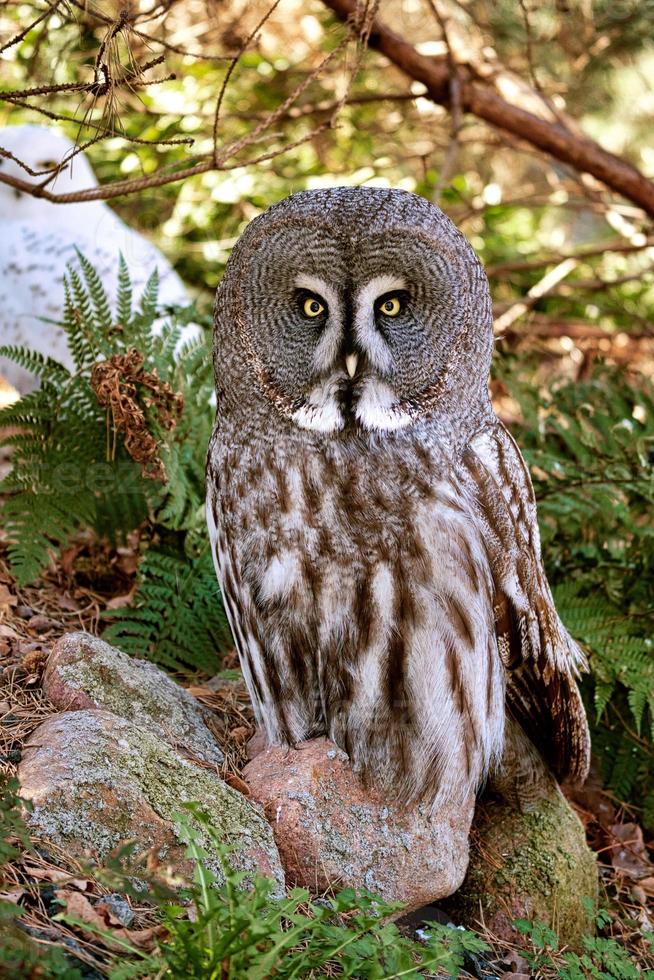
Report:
498,951,531,974
0,888,26,904
105,588,137,610
55,888,161,951
55,888,102,924
0,583,17,610
123,926,164,949
610,822,652,879
57,594,81,612
230,725,250,745
60,544,83,577
23,865,92,891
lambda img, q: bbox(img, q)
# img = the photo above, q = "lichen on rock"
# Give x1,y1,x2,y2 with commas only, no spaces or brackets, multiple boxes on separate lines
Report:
42,632,223,766
19,709,284,894
444,776,598,946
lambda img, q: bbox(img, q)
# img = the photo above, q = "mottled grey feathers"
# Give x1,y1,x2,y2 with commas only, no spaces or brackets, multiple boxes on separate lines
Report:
207,186,590,805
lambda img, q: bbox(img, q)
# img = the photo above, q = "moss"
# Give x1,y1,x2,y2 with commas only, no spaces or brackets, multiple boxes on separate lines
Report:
54,634,223,765
22,710,284,895
444,789,598,947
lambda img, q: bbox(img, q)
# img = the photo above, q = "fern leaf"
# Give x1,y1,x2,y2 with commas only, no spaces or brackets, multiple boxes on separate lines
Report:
116,253,133,327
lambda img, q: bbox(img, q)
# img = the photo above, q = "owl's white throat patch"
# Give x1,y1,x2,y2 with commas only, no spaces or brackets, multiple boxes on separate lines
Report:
292,375,344,433
355,378,414,432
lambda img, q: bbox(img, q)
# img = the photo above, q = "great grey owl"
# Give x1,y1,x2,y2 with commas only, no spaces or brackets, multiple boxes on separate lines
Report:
0,125,196,394
206,187,590,806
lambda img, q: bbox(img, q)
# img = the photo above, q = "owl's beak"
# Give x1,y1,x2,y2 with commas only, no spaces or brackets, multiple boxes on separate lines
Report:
345,353,358,378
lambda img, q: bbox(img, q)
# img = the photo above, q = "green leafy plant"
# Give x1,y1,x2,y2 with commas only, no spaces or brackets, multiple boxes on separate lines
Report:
0,253,229,671
515,915,654,980
498,358,654,825
103,544,230,673
59,803,489,980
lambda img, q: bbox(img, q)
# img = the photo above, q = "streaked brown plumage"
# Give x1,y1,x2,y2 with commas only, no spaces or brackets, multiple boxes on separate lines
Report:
206,187,590,806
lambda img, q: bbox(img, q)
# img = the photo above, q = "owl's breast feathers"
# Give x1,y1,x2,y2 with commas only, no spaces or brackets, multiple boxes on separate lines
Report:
206,421,589,805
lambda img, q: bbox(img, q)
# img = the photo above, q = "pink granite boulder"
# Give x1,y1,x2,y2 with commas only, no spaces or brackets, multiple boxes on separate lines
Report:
243,736,474,910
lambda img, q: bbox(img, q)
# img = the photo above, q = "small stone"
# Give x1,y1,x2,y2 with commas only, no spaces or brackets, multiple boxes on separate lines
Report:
43,633,224,766
28,615,61,633
94,893,134,927
243,736,474,911
19,710,284,893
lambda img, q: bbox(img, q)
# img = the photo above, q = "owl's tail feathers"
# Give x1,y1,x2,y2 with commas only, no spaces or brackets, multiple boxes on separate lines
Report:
501,608,591,786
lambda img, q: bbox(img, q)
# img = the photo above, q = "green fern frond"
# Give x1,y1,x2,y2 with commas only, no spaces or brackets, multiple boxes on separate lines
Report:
65,268,104,368
1,257,224,677
103,546,230,672
116,253,133,327
0,346,70,385
75,248,113,337
139,267,160,320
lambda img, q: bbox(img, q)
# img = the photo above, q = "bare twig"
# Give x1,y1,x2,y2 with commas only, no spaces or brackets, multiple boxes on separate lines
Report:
0,0,63,54
212,0,284,164
494,258,578,332
487,237,654,276
0,0,371,203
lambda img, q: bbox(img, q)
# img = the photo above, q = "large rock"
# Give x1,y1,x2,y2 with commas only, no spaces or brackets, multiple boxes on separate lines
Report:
243,737,474,911
444,723,598,946
42,633,223,766
19,709,284,892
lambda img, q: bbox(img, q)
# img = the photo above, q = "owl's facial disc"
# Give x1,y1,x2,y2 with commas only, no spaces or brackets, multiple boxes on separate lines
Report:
237,220,470,437
288,271,417,435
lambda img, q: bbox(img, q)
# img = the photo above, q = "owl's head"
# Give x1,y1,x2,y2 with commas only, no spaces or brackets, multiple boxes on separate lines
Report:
0,125,98,221
215,187,494,437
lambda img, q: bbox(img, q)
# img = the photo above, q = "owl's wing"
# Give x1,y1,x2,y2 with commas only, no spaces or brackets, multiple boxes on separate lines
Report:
462,421,590,784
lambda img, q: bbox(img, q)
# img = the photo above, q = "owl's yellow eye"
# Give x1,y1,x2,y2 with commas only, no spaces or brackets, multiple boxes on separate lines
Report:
378,296,402,317
302,296,325,318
